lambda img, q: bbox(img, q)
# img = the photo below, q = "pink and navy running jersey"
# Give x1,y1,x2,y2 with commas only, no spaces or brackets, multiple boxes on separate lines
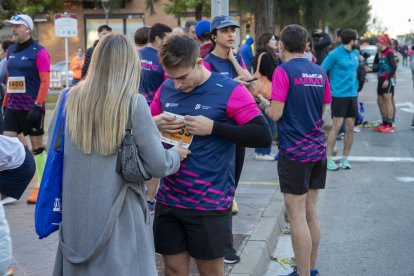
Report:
271,58,332,162
151,72,260,210
204,53,246,78
138,47,166,105
6,41,50,110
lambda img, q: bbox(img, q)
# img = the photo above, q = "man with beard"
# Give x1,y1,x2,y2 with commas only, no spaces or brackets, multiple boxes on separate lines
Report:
322,28,360,171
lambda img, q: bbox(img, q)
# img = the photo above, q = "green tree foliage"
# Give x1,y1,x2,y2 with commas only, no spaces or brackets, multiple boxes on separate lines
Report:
0,0,19,28
275,0,370,35
0,0,63,28
324,0,370,35
164,0,210,20
3,0,63,16
275,0,303,27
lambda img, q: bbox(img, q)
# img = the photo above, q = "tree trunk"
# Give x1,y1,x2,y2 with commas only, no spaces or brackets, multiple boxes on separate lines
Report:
195,3,203,20
254,0,275,40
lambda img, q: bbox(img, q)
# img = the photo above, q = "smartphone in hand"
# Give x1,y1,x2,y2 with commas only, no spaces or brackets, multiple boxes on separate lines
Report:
245,78,258,83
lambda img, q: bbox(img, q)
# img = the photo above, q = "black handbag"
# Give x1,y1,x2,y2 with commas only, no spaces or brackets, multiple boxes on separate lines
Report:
116,103,151,183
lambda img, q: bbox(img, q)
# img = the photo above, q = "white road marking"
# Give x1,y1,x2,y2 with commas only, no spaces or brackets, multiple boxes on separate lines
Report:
333,156,414,162
401,108,414,113
395,177,414,183
239,181,278,185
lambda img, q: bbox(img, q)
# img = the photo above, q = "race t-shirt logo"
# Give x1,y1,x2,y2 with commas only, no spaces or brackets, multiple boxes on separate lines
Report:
165,103,178,108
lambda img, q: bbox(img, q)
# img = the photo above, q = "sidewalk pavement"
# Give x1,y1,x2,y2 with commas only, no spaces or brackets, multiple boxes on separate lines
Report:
3,108,286,276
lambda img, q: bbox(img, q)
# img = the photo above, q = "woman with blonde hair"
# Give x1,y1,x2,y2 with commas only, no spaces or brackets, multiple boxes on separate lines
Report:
51,33,190,275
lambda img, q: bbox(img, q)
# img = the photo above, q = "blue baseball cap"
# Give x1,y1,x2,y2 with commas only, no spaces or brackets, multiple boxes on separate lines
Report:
195,20,211,39
210,15,239,32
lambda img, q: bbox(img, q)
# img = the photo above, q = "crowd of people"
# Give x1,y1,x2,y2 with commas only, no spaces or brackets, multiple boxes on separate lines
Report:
0,11,413,276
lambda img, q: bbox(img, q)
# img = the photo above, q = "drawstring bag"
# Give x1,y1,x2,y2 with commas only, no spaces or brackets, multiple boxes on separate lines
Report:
35,89,69,239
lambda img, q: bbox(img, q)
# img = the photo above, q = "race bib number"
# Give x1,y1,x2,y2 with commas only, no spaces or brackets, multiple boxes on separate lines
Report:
7,77,26,93
160,112,194,149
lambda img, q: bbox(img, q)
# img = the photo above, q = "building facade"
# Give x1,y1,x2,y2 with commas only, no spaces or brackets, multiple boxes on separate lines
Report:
25,0,245,64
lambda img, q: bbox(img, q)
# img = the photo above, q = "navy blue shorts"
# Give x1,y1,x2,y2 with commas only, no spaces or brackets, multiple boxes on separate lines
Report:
0,147,35,199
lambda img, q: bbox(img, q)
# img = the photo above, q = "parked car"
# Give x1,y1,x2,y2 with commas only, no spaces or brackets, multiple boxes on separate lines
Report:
360,45,378,68
50,61,73,89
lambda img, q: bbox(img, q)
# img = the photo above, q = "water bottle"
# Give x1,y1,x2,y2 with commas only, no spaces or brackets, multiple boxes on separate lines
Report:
357,102,365,124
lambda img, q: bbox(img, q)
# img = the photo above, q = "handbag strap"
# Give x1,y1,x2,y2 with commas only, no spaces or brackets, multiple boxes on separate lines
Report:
125,97,134,134
254,52,267,75
50,88,70,150
58,183,148,264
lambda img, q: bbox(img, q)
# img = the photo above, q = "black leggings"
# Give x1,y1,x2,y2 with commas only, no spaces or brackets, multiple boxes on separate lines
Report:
235,145,245,188
224,145,246,257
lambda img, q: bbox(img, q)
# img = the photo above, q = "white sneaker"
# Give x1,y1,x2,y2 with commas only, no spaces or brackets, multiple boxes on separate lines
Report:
0,197,17,205
254,154,276,161
354,126,361,133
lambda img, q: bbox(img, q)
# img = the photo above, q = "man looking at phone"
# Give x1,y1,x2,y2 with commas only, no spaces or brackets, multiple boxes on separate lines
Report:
150,35,271,274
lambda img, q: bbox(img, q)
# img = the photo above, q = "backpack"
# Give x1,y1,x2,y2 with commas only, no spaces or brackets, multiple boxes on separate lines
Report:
357,59,366,92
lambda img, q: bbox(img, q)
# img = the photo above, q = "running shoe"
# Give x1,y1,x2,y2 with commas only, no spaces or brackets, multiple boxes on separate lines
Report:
280,267,319,276
280,267,298,276
254,154,276,161
232,199,239,215
311,269,320,276
371,120,382,127
336,132,344,140
27,187,39,204
378,124,395,133
224,252,240,264
353,126,361,133
0,197,17,205
340,159,352,169
6,267,14,276
372,123,384,131
274,152,280,161
327,159,339,171
147,200,156,215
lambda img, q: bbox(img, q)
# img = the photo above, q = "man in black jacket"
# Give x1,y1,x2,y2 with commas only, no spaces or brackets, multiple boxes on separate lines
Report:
81,25,112,78
312,29,332,65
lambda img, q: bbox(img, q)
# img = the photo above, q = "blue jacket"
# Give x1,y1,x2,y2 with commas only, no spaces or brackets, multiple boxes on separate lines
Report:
321,44,359,97
239,37,254,66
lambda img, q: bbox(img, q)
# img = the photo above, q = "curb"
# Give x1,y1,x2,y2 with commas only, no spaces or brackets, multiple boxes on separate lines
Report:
46,103,56,110
230,188,285,276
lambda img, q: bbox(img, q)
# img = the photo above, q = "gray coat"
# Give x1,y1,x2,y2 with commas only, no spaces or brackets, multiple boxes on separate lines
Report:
51,93,180,275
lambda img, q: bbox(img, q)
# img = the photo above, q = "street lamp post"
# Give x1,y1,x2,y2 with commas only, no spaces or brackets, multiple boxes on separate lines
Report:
101,0,110,25
211,0,229,18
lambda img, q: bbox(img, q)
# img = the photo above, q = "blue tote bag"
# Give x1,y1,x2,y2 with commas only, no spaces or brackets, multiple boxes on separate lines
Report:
35,90,69,239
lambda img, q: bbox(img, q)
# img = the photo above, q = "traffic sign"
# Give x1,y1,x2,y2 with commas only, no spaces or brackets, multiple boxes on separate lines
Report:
54,13,78,38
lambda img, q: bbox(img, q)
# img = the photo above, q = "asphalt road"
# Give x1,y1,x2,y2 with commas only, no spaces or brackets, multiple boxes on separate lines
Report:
266,65,414,276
